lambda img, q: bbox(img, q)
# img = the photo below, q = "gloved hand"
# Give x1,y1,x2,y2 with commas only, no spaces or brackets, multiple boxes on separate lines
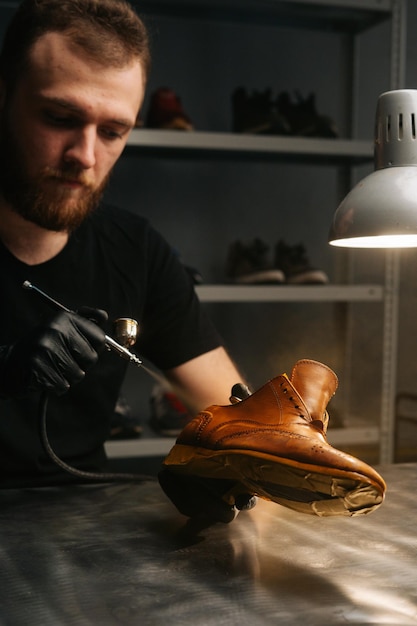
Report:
0,308,108,397
158,467,257,524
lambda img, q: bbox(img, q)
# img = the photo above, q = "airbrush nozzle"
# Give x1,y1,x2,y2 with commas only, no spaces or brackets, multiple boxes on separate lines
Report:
22,280,143,368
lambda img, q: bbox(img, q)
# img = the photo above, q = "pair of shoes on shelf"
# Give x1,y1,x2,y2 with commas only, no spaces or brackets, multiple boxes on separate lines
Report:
226,238,328,285
160,359,386,521
144,87,336,137
146,87,194,130
226,238,286,284
277,90,338,138
232,87,291,135
109,395,143,440
275,239,329,284
232,87,338,138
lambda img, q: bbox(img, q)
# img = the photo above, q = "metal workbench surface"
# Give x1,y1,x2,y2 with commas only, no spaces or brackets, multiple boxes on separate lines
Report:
0,463,415,625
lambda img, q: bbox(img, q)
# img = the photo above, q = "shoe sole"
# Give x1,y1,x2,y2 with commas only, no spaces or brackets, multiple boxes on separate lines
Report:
163,444,384,517
286,270,329,284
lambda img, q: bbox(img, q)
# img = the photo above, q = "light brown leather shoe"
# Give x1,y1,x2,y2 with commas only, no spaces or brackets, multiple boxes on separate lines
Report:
162,359,386,517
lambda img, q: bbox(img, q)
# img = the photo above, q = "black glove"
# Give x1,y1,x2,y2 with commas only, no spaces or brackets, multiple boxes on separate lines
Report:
0,308,107,397
158,467,257,524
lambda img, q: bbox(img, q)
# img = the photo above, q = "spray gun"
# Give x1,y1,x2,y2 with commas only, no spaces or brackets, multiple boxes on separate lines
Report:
22,280,143,367
22,279,162,483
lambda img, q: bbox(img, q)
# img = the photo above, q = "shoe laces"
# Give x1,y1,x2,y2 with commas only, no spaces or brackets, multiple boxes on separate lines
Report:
280,376,328,434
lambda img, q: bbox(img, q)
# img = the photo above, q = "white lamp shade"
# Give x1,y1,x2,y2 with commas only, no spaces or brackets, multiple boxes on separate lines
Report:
329,167,417,248
329,90,417,248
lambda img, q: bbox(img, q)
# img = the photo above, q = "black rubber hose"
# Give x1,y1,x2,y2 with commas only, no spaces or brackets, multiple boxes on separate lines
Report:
38,391,156,484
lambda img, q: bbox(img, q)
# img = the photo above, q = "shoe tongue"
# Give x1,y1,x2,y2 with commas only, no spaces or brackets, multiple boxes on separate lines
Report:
290,359,338,421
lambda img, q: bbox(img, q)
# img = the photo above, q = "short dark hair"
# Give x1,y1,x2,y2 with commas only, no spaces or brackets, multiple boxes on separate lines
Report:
0,0,151,89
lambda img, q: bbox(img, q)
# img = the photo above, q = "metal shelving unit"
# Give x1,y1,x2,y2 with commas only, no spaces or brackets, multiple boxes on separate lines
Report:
118,0,406,464
0,0,406,464
126,129,373,162
133,0,392,32
195,284,383,302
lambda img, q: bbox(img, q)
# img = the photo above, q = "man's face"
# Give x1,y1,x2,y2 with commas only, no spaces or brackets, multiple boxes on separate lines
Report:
0,32,145,232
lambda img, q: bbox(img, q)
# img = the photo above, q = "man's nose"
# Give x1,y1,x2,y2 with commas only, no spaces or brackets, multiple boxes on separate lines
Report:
64,126,97,169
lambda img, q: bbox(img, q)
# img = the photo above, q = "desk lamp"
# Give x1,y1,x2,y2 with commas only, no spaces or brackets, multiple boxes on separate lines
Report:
329,89,417,248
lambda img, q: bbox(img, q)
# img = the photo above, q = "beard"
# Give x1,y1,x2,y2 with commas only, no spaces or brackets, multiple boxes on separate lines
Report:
0,116,110,232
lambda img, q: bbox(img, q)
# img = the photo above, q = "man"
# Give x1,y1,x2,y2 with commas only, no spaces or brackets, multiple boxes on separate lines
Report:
0,0,385,522
0,0,245,485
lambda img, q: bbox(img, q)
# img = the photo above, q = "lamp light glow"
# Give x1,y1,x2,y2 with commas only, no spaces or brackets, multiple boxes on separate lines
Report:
329,90,417,249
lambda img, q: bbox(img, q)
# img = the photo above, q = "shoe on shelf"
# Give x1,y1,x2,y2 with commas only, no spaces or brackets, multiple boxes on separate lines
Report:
162,359,386,517
275,240,329,284
232,86,290,135
146,87,194,130
226,238,285,284
276,91,338,138
109,394,143,440
150,383,193,437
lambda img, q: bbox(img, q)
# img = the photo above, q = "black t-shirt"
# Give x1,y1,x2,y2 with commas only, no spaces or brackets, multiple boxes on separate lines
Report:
0,204,221,486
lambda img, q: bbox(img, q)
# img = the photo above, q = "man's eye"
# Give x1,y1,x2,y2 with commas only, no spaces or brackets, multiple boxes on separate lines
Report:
45,112,74,126
101,128,124,140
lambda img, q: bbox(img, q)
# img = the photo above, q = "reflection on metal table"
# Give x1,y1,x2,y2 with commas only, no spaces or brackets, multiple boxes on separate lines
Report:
0,463,416,625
